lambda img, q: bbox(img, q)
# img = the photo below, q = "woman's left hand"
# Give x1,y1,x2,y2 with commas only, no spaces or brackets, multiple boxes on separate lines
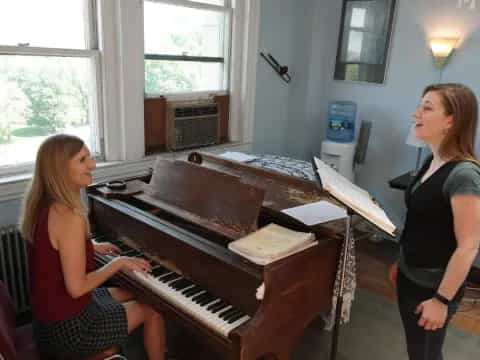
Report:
93,242,121,256
415,299,448,331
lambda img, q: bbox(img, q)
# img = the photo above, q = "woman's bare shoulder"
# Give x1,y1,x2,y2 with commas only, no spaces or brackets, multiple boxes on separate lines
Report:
49,203,84,230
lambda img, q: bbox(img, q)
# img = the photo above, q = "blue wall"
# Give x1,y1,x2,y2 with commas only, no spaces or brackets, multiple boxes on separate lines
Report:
253,0,296,155
254,0,480,229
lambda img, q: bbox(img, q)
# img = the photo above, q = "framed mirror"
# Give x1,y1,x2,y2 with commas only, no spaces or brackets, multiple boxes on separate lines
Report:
334,0,397,84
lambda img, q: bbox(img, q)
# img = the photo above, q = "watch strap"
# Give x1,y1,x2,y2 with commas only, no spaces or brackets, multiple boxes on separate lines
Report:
433,292,450,305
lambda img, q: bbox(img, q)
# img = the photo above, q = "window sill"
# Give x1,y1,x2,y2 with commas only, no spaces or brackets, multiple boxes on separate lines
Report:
0,141,252,202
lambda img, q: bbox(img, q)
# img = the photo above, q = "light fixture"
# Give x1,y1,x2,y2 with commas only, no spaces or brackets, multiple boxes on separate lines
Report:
429,37,458,68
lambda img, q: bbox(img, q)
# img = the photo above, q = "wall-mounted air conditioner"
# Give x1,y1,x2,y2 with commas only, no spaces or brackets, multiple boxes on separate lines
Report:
166,100,219,151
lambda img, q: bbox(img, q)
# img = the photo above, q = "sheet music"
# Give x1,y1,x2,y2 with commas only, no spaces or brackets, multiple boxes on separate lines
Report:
313,157,396,236
219,151,259,163
282,201,347,226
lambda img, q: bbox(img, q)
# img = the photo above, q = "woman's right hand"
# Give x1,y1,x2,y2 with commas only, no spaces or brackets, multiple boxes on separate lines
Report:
110,256,152,274
388,261,398,288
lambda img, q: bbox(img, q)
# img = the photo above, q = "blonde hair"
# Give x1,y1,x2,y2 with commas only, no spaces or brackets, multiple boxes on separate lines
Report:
20,134,89,242
422,83,479,163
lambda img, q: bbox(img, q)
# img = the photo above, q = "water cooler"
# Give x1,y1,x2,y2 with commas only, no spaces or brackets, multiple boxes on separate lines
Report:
321,101,357,181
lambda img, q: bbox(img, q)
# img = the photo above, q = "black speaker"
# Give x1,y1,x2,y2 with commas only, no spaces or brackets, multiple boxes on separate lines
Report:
354,120,372,164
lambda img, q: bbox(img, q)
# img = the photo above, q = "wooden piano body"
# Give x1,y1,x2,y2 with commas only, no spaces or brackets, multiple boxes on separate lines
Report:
87,153,343,360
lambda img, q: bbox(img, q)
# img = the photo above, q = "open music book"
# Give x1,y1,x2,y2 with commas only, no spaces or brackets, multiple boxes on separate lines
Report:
228,223,317,265
312,157,396,236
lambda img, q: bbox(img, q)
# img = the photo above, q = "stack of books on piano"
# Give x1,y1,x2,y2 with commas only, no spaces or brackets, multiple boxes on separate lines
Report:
228,223,317,265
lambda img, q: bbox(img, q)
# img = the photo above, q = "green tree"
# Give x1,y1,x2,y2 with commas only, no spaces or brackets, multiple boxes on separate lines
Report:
0,77,30,142
12,70,67,132
145,60,194,94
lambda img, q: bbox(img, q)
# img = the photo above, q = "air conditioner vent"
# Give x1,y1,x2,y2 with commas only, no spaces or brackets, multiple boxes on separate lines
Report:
175,105,218,118
167,101,219,151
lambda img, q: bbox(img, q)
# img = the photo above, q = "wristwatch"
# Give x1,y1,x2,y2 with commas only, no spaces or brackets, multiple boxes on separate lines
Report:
433,292,450,306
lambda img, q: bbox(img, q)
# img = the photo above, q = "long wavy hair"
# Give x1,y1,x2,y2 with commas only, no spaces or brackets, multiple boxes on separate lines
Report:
20,134,89,242
422,83,479,162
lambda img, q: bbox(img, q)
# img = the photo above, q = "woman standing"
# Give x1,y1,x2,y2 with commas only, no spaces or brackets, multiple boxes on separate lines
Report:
389,83,480,360
20,134,166,359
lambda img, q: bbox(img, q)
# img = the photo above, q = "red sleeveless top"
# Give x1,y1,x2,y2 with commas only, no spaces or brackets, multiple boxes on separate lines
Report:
28,207,94,323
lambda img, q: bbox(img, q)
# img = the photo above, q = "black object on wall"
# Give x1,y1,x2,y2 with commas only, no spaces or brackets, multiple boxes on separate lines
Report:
260,52,291,83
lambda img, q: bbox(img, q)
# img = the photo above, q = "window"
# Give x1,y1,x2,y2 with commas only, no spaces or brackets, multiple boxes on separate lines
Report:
334,0,396,83
144,0,232,95
0,0,102,171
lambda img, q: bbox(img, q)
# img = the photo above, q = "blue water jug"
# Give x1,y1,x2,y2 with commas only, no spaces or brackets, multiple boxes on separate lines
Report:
326,101,356,142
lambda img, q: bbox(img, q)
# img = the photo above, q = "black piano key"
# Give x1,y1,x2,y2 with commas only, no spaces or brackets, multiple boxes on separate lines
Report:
207,300,224,311
205,299,221,310
152,267,169,277
156,271,174,280
174,279,195,291
198,294,217,306
223,309,242,322
219,307,238,320
221,308,241,321
227,311,246,323
201,297,219,308
182,285,202,296
159,273,181,283
211,303,230,314
192,291,211,303
184,288,205,298
169,278,190,289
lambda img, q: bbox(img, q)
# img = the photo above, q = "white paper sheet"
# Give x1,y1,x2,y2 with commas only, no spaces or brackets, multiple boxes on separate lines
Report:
219,151,259,163
281,200,347,226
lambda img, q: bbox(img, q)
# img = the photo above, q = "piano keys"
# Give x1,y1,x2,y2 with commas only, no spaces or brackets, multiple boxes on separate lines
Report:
88,154,343,360
94,234,250,338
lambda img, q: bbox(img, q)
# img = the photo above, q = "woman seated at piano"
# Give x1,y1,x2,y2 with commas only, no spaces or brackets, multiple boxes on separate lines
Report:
20,134,166,359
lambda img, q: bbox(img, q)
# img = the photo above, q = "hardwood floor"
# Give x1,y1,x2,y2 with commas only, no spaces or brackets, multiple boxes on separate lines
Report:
356,236,480,335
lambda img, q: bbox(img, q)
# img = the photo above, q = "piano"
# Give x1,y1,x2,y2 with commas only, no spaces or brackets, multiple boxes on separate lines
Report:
88,152,343,360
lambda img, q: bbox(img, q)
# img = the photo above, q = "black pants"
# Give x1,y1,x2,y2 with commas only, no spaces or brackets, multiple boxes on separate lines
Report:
396,270,463,360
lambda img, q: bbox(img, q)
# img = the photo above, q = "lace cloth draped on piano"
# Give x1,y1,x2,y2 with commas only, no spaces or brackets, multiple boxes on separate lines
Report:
248,154,357,329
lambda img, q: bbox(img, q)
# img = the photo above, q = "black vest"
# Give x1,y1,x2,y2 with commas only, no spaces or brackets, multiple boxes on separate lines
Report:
400,156,459,268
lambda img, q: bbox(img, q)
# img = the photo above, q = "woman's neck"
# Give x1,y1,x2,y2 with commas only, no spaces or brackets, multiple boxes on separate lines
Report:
430,148,451,166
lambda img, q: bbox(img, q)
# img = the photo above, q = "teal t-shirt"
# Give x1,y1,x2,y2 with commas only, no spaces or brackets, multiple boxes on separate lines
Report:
398,161,480,289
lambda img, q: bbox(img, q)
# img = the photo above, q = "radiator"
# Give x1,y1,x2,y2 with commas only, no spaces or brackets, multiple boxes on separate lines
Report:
0,225,30,313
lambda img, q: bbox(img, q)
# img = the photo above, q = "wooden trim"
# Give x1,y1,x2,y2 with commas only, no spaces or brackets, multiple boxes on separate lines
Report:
214,94,230,143
144,97,167,154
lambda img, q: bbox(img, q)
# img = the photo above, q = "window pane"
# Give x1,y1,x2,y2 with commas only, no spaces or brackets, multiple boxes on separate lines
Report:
0,55,98,168
145,60,224,94
189,0,225,5
144,2,225,57
0,0,88,49
350,8,366,28
345,30,364,62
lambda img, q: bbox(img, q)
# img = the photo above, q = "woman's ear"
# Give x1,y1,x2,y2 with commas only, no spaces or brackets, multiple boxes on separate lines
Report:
445,114,455,129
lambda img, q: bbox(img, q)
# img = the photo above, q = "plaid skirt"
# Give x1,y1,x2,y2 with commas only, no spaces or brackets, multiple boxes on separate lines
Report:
33,287,129,359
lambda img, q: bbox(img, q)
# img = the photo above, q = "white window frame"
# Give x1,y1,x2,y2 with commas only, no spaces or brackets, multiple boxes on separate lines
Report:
100,0,259,163
0,0,103,177
0,0,260,202
143,0,233,98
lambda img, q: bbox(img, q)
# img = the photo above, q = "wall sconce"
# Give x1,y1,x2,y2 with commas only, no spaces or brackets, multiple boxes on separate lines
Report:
429,37,458,68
